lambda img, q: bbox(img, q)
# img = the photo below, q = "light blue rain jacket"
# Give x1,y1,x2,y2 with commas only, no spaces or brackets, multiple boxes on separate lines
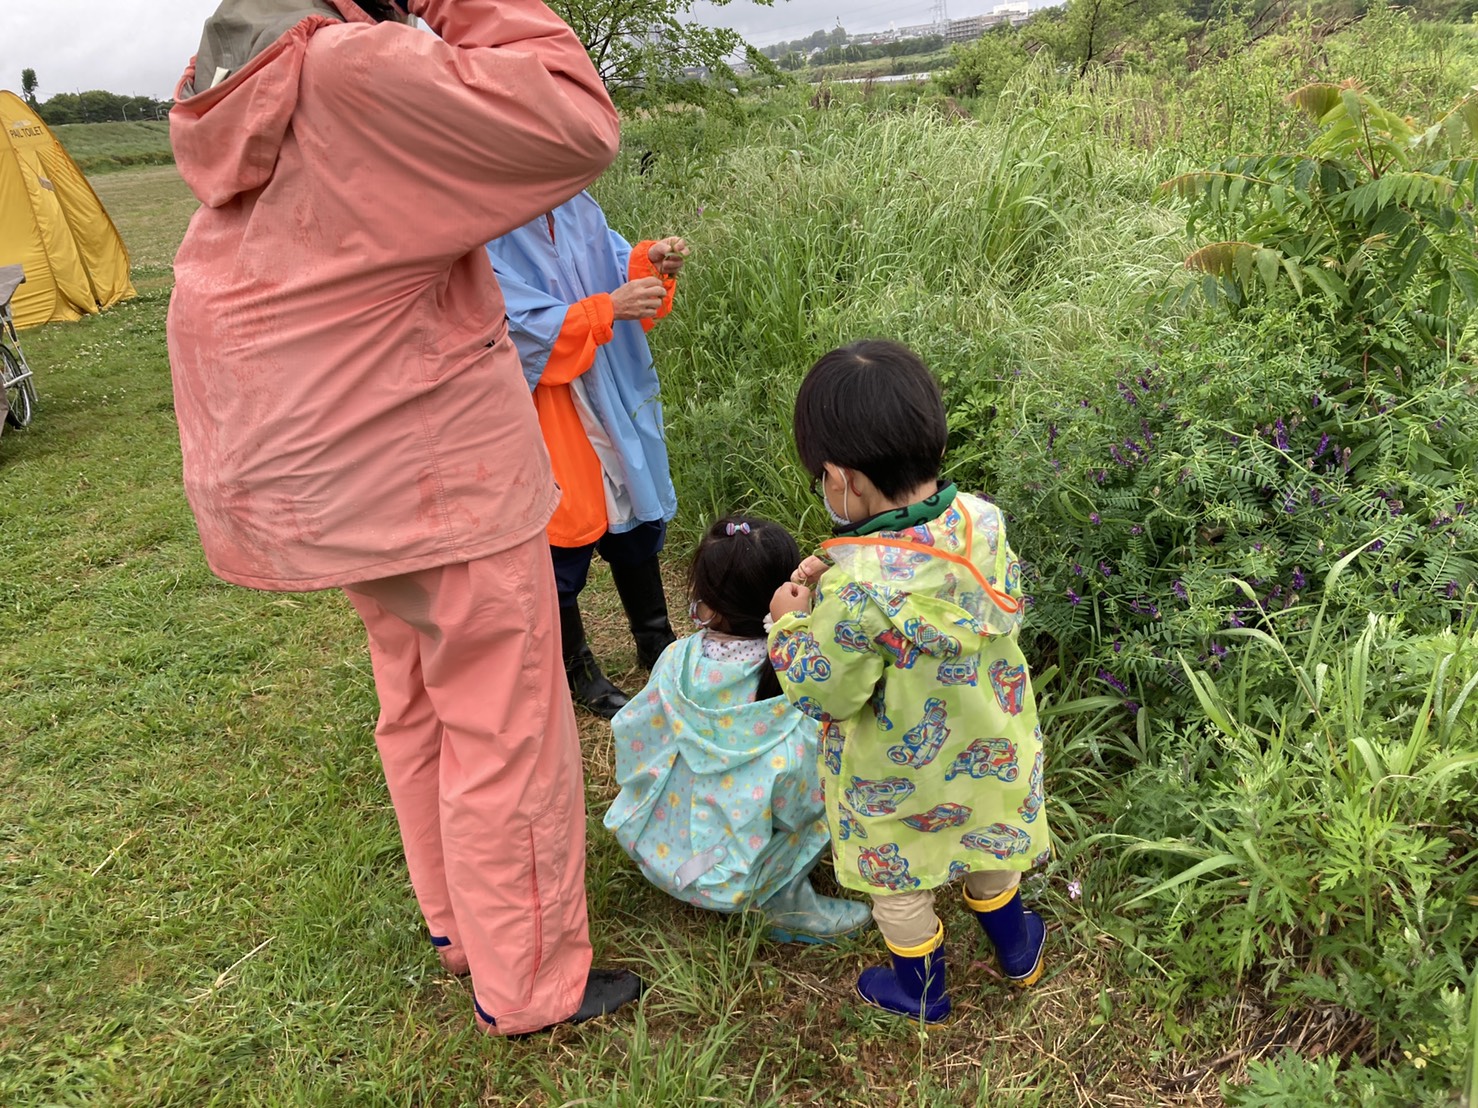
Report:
485,191,677,534
604,634,831,911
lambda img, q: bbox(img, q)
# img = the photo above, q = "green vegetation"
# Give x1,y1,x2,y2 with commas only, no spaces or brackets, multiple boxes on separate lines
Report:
52,120,174,175
3,9,1476,1105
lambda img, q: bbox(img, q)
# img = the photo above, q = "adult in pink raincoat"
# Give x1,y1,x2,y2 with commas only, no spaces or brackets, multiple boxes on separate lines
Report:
167,0,641,1036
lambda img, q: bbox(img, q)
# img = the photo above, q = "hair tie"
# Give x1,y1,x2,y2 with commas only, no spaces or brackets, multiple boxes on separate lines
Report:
725,522,751,536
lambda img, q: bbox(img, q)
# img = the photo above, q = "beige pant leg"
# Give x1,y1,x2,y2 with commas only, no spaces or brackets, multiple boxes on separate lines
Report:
870,890,941,950
964,870,1021,903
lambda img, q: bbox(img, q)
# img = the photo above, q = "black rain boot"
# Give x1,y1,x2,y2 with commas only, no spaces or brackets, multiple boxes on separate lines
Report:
476,968,646,1036
560,603,629,719
609,556,676,670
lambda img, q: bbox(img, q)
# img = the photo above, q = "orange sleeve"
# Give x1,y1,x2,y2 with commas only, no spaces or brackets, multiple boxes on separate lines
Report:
539,293,614,387
628,239,677,334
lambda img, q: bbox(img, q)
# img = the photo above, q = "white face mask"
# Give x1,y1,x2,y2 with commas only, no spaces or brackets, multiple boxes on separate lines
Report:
823,468,854,528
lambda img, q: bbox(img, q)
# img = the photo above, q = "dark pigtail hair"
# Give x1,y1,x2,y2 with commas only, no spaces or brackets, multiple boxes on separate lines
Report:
688,516,801,703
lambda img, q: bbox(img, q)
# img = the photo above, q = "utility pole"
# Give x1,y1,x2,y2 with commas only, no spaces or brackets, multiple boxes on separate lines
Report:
931,0,950,36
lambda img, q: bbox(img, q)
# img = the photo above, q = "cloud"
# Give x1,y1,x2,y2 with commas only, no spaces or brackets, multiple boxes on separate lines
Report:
1,0,205,99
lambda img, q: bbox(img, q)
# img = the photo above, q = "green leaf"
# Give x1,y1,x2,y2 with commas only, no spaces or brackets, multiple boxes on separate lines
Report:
1120,853,1243,908
1255,248,1281,294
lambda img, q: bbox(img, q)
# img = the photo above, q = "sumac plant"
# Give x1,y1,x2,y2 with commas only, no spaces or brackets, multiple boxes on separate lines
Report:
1161,81,1478,374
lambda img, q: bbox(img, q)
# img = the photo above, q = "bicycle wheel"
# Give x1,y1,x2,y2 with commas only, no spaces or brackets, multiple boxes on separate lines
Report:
2,345,34,429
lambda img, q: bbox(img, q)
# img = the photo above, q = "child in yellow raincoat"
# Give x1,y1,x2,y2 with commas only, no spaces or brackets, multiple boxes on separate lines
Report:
767,339,1049,1022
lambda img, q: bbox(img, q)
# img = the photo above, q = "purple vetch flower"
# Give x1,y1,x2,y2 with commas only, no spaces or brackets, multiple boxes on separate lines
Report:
1048,423,1059,447
1072,563,1085,577
1311,393,1321,408
1284,491,1298,514
1051,458,1062,471
1112,640,1123,653
1067,589,1082,605
1229,614,1245,628
1109,445,1128,466
1130,525,1143,535
1291,567,1307,590
1311,488,1323,506
1446,581,1460,599
1274,419,1289,450
1099,561,1113,578
1124,700,1140,714
1210,641,1228,657
1313,433,1330,460
1098,669,1128,694
1173,580,1188,601
1371,540,1386,553
1090,512,1101,525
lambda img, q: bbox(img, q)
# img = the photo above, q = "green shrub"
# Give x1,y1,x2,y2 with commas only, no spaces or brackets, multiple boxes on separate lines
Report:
1094,616,1478,1102
1164,81,1478,373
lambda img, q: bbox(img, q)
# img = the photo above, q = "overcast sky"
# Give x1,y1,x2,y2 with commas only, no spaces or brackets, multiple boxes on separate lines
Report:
1,0,960,102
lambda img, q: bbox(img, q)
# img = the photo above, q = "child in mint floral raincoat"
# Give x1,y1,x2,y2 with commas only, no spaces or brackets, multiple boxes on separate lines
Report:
768,339,1050,1022
605,516,871,942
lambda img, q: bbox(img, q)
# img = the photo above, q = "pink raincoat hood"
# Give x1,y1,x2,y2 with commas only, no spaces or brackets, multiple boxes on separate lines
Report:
172,0,365,207
166,0,620,590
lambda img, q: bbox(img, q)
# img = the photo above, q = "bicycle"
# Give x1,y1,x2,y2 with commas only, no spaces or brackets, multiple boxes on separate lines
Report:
0,263,38,430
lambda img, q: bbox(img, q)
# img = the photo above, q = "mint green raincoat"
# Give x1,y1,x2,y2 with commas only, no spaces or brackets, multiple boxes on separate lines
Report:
767,490,1049,895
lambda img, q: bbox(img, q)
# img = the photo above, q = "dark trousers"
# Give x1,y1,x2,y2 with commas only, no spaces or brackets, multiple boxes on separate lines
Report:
550,520,666,609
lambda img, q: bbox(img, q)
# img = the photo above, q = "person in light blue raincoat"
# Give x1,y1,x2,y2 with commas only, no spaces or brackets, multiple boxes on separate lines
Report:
604,516,871,942
487,191,686,716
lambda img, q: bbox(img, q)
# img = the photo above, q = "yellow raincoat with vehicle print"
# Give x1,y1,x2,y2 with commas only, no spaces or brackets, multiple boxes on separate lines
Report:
767,489,1049,895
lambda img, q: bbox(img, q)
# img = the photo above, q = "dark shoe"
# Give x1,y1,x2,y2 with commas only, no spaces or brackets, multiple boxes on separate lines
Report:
476,968,645,1036
855,923,951,1023
569,968,645,1023
559,603,629,719
609,557,676,669
964,885,1046,986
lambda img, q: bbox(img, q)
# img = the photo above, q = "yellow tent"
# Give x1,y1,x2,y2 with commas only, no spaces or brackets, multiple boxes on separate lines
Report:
0,90,134,329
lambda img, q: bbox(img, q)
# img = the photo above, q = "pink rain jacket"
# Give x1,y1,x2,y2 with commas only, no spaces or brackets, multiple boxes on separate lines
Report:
167,0,619,591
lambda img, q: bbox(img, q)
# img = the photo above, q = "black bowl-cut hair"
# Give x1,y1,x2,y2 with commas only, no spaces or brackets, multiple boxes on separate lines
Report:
354,0,402,21
792,339,947,500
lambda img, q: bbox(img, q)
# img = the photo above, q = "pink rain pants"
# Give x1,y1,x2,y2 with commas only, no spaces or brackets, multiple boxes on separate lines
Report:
344,536,591,1036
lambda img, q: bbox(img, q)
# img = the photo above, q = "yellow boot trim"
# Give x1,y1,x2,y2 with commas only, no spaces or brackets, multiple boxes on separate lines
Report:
883,921,945,959
963,883,1019,914
1011,959,1045,988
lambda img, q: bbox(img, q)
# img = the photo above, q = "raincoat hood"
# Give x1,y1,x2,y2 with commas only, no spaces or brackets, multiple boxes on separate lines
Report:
637,634,811,776
172,0,370,207
821,494,1024,660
